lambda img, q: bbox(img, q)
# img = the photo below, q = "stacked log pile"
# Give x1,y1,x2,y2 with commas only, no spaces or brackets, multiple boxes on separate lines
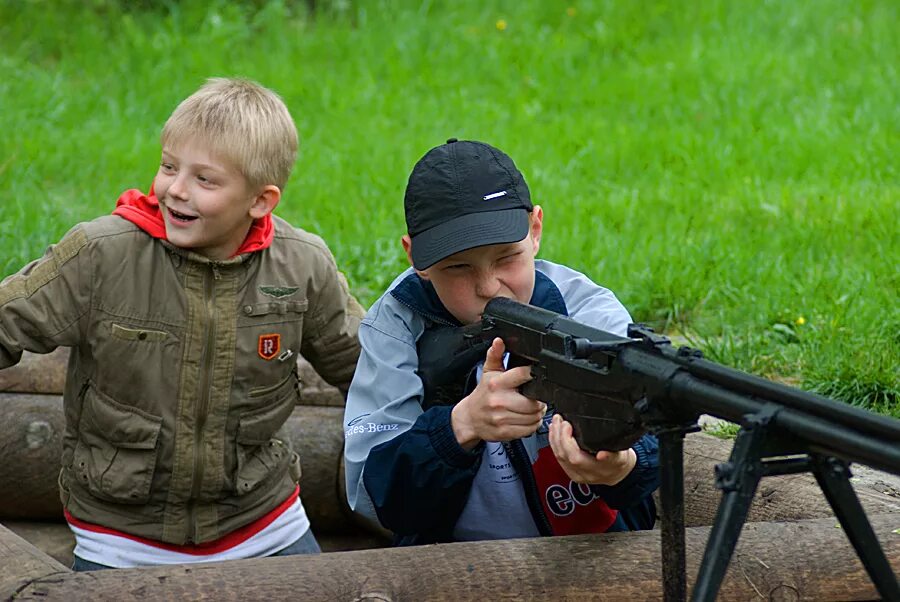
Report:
1,348,898,600
4,516,899,600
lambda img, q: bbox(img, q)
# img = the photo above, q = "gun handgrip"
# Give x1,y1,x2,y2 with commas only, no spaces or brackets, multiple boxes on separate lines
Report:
519,372,646,454
519,379,541,401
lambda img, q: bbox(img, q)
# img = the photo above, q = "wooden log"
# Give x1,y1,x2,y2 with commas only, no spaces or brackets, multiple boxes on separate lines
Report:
277,405,371,534
7,514,900,601
296,355,344,407
0,394,66,519
0,349,69,395
318,532,390,553
682,432,900,527
2,521,75,568
0,520,387,570
0,347,345,406
0,523,68,600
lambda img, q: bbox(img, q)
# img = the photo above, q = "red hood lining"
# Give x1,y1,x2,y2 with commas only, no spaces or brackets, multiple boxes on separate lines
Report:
112,187,273,257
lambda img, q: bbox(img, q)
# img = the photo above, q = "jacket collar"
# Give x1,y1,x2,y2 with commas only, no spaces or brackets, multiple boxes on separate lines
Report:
390,267,568,327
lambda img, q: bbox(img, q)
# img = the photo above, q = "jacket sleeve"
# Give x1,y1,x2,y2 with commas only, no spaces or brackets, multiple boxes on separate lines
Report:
0,225,91,369
299,245,364,392
541,260,633,337
365,405,483,536
591,432,660,510
343,297,482,537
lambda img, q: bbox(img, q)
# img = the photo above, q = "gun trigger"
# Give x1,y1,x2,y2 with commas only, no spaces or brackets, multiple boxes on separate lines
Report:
520,380,540,400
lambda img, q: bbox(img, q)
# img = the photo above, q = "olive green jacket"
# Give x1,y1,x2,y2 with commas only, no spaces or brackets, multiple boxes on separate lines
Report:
0,215,363,544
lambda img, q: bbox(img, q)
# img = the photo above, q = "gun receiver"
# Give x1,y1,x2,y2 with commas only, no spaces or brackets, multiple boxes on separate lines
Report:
479,297,900,601
479,296,648,453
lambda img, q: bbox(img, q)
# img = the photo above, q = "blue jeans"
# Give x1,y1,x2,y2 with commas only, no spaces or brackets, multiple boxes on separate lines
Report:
71,528,321,571
271,527,322,555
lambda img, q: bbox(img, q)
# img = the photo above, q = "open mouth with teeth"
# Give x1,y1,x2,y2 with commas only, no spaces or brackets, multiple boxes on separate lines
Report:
167,207,198,223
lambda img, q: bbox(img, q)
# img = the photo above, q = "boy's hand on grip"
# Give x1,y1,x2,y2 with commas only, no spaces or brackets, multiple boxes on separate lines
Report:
549,414,636,485
451,337,546,451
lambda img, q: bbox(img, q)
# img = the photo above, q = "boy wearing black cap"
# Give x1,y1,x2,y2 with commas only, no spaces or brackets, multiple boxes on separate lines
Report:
343,139,659,544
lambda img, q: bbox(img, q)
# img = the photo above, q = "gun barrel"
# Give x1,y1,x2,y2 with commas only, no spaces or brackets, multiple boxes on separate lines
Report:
669,351,900,443
666,370,900,475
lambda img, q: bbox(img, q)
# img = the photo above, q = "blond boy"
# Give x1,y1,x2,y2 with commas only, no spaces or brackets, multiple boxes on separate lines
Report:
0,78,362,568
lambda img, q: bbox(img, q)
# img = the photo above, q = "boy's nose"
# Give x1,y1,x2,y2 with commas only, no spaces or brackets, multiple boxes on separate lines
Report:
475,273,501,298
167,175,189,201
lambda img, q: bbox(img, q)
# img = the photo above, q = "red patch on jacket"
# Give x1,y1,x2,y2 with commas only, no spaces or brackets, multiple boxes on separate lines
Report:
258,334,281,360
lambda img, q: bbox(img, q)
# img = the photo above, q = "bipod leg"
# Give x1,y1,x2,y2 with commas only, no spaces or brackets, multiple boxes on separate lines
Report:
812,456,900,600
659,427,689,602
690,406,777,602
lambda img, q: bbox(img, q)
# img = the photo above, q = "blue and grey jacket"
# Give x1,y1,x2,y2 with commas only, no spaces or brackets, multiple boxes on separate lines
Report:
343,260,659,544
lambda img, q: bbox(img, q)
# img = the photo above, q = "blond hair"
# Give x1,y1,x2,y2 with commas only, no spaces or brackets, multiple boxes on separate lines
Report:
161,78,298,190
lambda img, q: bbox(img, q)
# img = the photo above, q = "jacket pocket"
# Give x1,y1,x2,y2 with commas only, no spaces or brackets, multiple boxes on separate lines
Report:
241,300,308,317
234,372,299,495
110,323,169,342
72,384,163,504
248,369,300,399
236,301,306,392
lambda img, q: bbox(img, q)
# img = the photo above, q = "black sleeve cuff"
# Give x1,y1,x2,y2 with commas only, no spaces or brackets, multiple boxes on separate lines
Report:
593,433,660,510
425,406,484,469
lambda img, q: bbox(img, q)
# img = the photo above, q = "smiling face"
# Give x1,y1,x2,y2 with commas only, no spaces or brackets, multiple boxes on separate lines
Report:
153,140,280,260
403,207,543,324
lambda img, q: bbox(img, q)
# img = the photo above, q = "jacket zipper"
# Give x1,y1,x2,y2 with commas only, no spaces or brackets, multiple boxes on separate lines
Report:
506,439,554,536
188,263,219,542
392,296,458,327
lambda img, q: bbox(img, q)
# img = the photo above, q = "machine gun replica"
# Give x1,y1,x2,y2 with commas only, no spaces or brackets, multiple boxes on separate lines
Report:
423,297,900,601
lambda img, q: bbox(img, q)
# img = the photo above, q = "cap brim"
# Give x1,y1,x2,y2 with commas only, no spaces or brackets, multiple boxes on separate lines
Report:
410,208,530,270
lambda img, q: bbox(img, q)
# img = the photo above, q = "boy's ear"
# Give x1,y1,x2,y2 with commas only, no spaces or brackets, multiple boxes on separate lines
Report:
401,234,430,279
401,235,414,266
248,185,281,219
529,205,544,256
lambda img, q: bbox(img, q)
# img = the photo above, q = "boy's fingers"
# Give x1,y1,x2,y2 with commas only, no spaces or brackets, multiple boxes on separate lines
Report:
509,399,546,418
555,417,589,462
501,410,545,427
482,337,506,373
549,414,563,452
549,426,581,473
495,365,533,388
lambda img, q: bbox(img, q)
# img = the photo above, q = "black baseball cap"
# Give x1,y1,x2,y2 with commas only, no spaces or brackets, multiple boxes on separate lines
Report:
405,138,533,270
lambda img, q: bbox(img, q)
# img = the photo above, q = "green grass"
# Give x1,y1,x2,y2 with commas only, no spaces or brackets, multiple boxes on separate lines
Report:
703,421,741,441
1,0,897,415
